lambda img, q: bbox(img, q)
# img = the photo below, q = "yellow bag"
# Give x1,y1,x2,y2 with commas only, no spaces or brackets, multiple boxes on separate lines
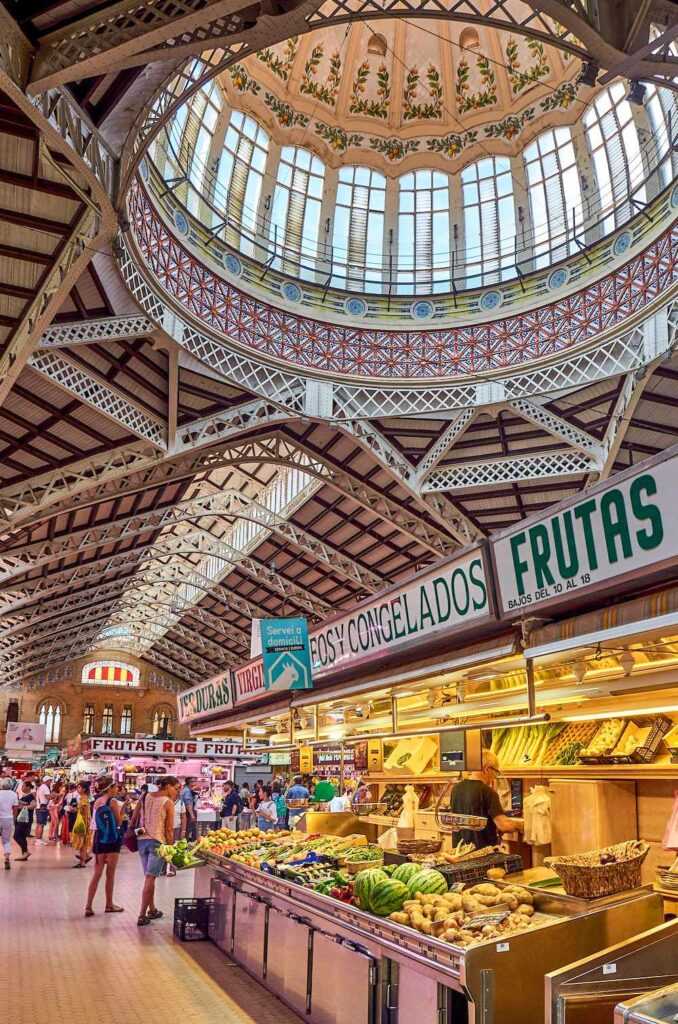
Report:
71,813,86,836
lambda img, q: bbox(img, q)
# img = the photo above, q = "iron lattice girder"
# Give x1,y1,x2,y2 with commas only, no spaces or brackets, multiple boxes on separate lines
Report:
334,414,481,545
422,450,599,491
415,410,477,480
0,527,332,617
39,315,156,348
0,205,97,408
0,489,382,592
505,399,604,459
4,639,199,688
0,599,242,663
0,592,249,650
27,349,167,449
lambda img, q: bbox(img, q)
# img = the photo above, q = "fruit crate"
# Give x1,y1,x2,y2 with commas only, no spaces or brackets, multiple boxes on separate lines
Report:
434,852,523,887
173,897,214,941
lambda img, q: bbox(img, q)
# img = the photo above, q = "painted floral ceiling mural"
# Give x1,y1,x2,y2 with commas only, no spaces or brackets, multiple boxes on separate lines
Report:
221,16,582,168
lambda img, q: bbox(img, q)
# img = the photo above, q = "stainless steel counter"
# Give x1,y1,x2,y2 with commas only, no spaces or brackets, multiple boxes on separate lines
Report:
196,857,664,1024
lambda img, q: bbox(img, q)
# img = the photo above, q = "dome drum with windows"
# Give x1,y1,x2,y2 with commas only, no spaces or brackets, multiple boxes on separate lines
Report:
142,16,678,302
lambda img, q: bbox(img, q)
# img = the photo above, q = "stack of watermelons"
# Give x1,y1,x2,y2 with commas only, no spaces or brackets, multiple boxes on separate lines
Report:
354,864,448,917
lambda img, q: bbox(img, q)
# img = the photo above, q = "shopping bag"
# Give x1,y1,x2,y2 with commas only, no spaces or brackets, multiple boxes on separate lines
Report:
71,812,86,836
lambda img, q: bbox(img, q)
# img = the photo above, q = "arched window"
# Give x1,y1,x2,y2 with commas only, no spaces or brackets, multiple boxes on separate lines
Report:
397,170,450,293
215,111,269,254
461,156,516,287
120,706,133,736
152,706,175,738
101,705,114,736
644,85,675,190
523,126,583,268
583,82,646,235
269,146,325,278
38,703,62,744
82,704,94,736
82,661,139,687
331,166,386,291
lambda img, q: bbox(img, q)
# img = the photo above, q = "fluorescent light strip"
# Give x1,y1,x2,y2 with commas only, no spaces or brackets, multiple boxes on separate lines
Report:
562,704,678,722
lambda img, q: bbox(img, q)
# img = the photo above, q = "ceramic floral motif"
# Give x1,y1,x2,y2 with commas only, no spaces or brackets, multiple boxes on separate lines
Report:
369,137,420,161
265,93,309,128
402,64,443,121
229,64,260,95
300,44,343,107
455,54,497,113
256,37,299,81
314,123,364,152
505,38,550,94
350,61,391,119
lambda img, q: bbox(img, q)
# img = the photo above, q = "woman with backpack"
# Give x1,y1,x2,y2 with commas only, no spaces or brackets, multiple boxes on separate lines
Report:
84,777,124,917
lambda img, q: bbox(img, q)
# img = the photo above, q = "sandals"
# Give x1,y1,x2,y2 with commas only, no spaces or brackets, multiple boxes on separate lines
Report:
105,905,124,913
137,915,151,926
84,909,94,917
72,862,85,868
15,855,30,862
147,909,163,920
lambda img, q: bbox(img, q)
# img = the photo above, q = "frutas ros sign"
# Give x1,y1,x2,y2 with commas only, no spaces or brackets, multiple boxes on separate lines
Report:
493,455,675,614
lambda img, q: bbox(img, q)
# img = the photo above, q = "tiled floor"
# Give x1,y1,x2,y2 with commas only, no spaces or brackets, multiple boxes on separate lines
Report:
0,837,301,1024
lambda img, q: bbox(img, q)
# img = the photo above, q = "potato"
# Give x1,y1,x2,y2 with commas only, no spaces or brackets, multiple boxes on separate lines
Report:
419,919,432,935
487,868,506,881
502,894,520,911
475,894,498,907
403,901,420,912
462,895,482,913
389,912,409,925
517,904,534,917
410,912,426,929
422,905,436,919
434,909,451,922
442,928,460,942
470,883,500,897
443,893,463,910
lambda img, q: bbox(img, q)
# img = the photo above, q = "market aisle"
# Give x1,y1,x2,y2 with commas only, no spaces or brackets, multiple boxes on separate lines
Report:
0,840,301,1024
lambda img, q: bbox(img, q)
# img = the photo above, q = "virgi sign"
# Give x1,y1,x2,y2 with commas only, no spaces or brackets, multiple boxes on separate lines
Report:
493,455,676,614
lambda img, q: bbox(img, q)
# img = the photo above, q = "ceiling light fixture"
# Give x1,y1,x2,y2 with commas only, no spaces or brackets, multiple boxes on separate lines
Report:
626,80,646,106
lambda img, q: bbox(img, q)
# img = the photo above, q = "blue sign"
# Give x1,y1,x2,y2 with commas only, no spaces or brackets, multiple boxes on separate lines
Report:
260,618,313,692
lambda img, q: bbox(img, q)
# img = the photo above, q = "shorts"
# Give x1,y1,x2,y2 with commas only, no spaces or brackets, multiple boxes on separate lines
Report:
137,838,165,877
93,835,122,856
36,808,49,826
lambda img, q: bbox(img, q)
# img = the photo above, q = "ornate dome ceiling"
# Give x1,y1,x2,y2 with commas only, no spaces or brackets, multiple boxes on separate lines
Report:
221,15,583,170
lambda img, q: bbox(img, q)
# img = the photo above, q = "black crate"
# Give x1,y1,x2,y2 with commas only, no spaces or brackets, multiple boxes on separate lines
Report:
436,853,523,886
173,897,214,941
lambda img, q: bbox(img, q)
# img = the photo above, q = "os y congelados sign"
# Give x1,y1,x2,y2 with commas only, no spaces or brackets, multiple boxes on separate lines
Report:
493,451,678,614
233,548,490,706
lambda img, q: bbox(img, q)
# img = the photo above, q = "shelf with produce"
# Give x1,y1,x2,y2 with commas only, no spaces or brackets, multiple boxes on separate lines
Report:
499,762,678,781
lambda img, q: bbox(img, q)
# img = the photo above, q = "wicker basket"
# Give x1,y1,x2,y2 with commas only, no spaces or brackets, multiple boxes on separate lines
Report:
396,838,442,856
345,856,385,875
351,802,387,817
544,841,649,899
656,867,678,892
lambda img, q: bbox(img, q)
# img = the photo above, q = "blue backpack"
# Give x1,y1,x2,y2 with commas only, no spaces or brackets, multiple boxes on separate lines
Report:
95,800,121,845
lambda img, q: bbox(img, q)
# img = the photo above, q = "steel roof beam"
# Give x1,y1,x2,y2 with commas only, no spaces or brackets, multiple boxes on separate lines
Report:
505,399,604,462
422,450,599,491
27,349,167,449
39,315,155,348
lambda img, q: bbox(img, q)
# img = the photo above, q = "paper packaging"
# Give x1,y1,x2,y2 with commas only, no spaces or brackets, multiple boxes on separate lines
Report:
384,735,438,775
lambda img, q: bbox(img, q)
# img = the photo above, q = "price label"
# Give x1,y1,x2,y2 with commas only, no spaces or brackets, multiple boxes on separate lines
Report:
602,963,617,975
496,942,510,953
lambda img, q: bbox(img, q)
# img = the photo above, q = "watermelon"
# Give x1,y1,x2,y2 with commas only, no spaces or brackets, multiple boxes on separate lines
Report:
391,862,422,885
382,863,396,876
354,868,388,910
407,868,448,897
368,879,409,917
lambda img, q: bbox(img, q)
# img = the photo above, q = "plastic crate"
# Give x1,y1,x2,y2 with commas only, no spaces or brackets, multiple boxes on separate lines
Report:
434,853,523,887
173,897,214,941
197,818,220,837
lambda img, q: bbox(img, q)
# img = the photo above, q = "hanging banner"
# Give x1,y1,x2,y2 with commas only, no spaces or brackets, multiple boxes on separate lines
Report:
83,736,241,758
232,547,490,707
261,617,313,692
493,451,678,615
177,672,233,724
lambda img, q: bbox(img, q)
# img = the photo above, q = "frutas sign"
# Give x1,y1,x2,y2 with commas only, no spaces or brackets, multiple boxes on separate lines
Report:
177,672,232,724
232,549,490,706
493,456,676,614
83,737,241,757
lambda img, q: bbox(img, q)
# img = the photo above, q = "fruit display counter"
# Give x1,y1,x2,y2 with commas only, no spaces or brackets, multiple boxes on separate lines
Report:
194,829,664,1023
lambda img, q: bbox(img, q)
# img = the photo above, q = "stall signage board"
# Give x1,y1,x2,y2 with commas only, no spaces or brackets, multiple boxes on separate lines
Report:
6,722,46,751
177,672,233,724
299,745,314,773
261,617,313,692
232,548,489,707
493,455,678,614
83,737,242,758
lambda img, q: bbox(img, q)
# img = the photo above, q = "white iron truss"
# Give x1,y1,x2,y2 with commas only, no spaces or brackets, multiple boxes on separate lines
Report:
0,489,383,591
422,450,599,492
28,349,167,448
0,205,96,407
39,315,155,348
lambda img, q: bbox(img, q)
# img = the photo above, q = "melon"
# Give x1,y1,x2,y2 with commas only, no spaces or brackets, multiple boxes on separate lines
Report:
391,862,423,885
354,868,388,910
368,878,409,917
407,868,448,897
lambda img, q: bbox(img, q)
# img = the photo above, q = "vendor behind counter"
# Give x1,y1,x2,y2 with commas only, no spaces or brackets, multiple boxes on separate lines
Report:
451,749,524,849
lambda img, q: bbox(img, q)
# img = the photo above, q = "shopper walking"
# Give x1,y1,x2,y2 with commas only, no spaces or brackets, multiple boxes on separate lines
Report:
13,780,36,861
48,782,63,842
71,781,93,867
136,775,180,926
85,777,124,917
34,777,50,845
0,778,18,869
256,786,278,832
180,777,197,841
62,784,78,844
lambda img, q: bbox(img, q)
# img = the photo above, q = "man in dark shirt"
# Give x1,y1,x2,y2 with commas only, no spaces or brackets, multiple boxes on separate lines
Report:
451,749,524,849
